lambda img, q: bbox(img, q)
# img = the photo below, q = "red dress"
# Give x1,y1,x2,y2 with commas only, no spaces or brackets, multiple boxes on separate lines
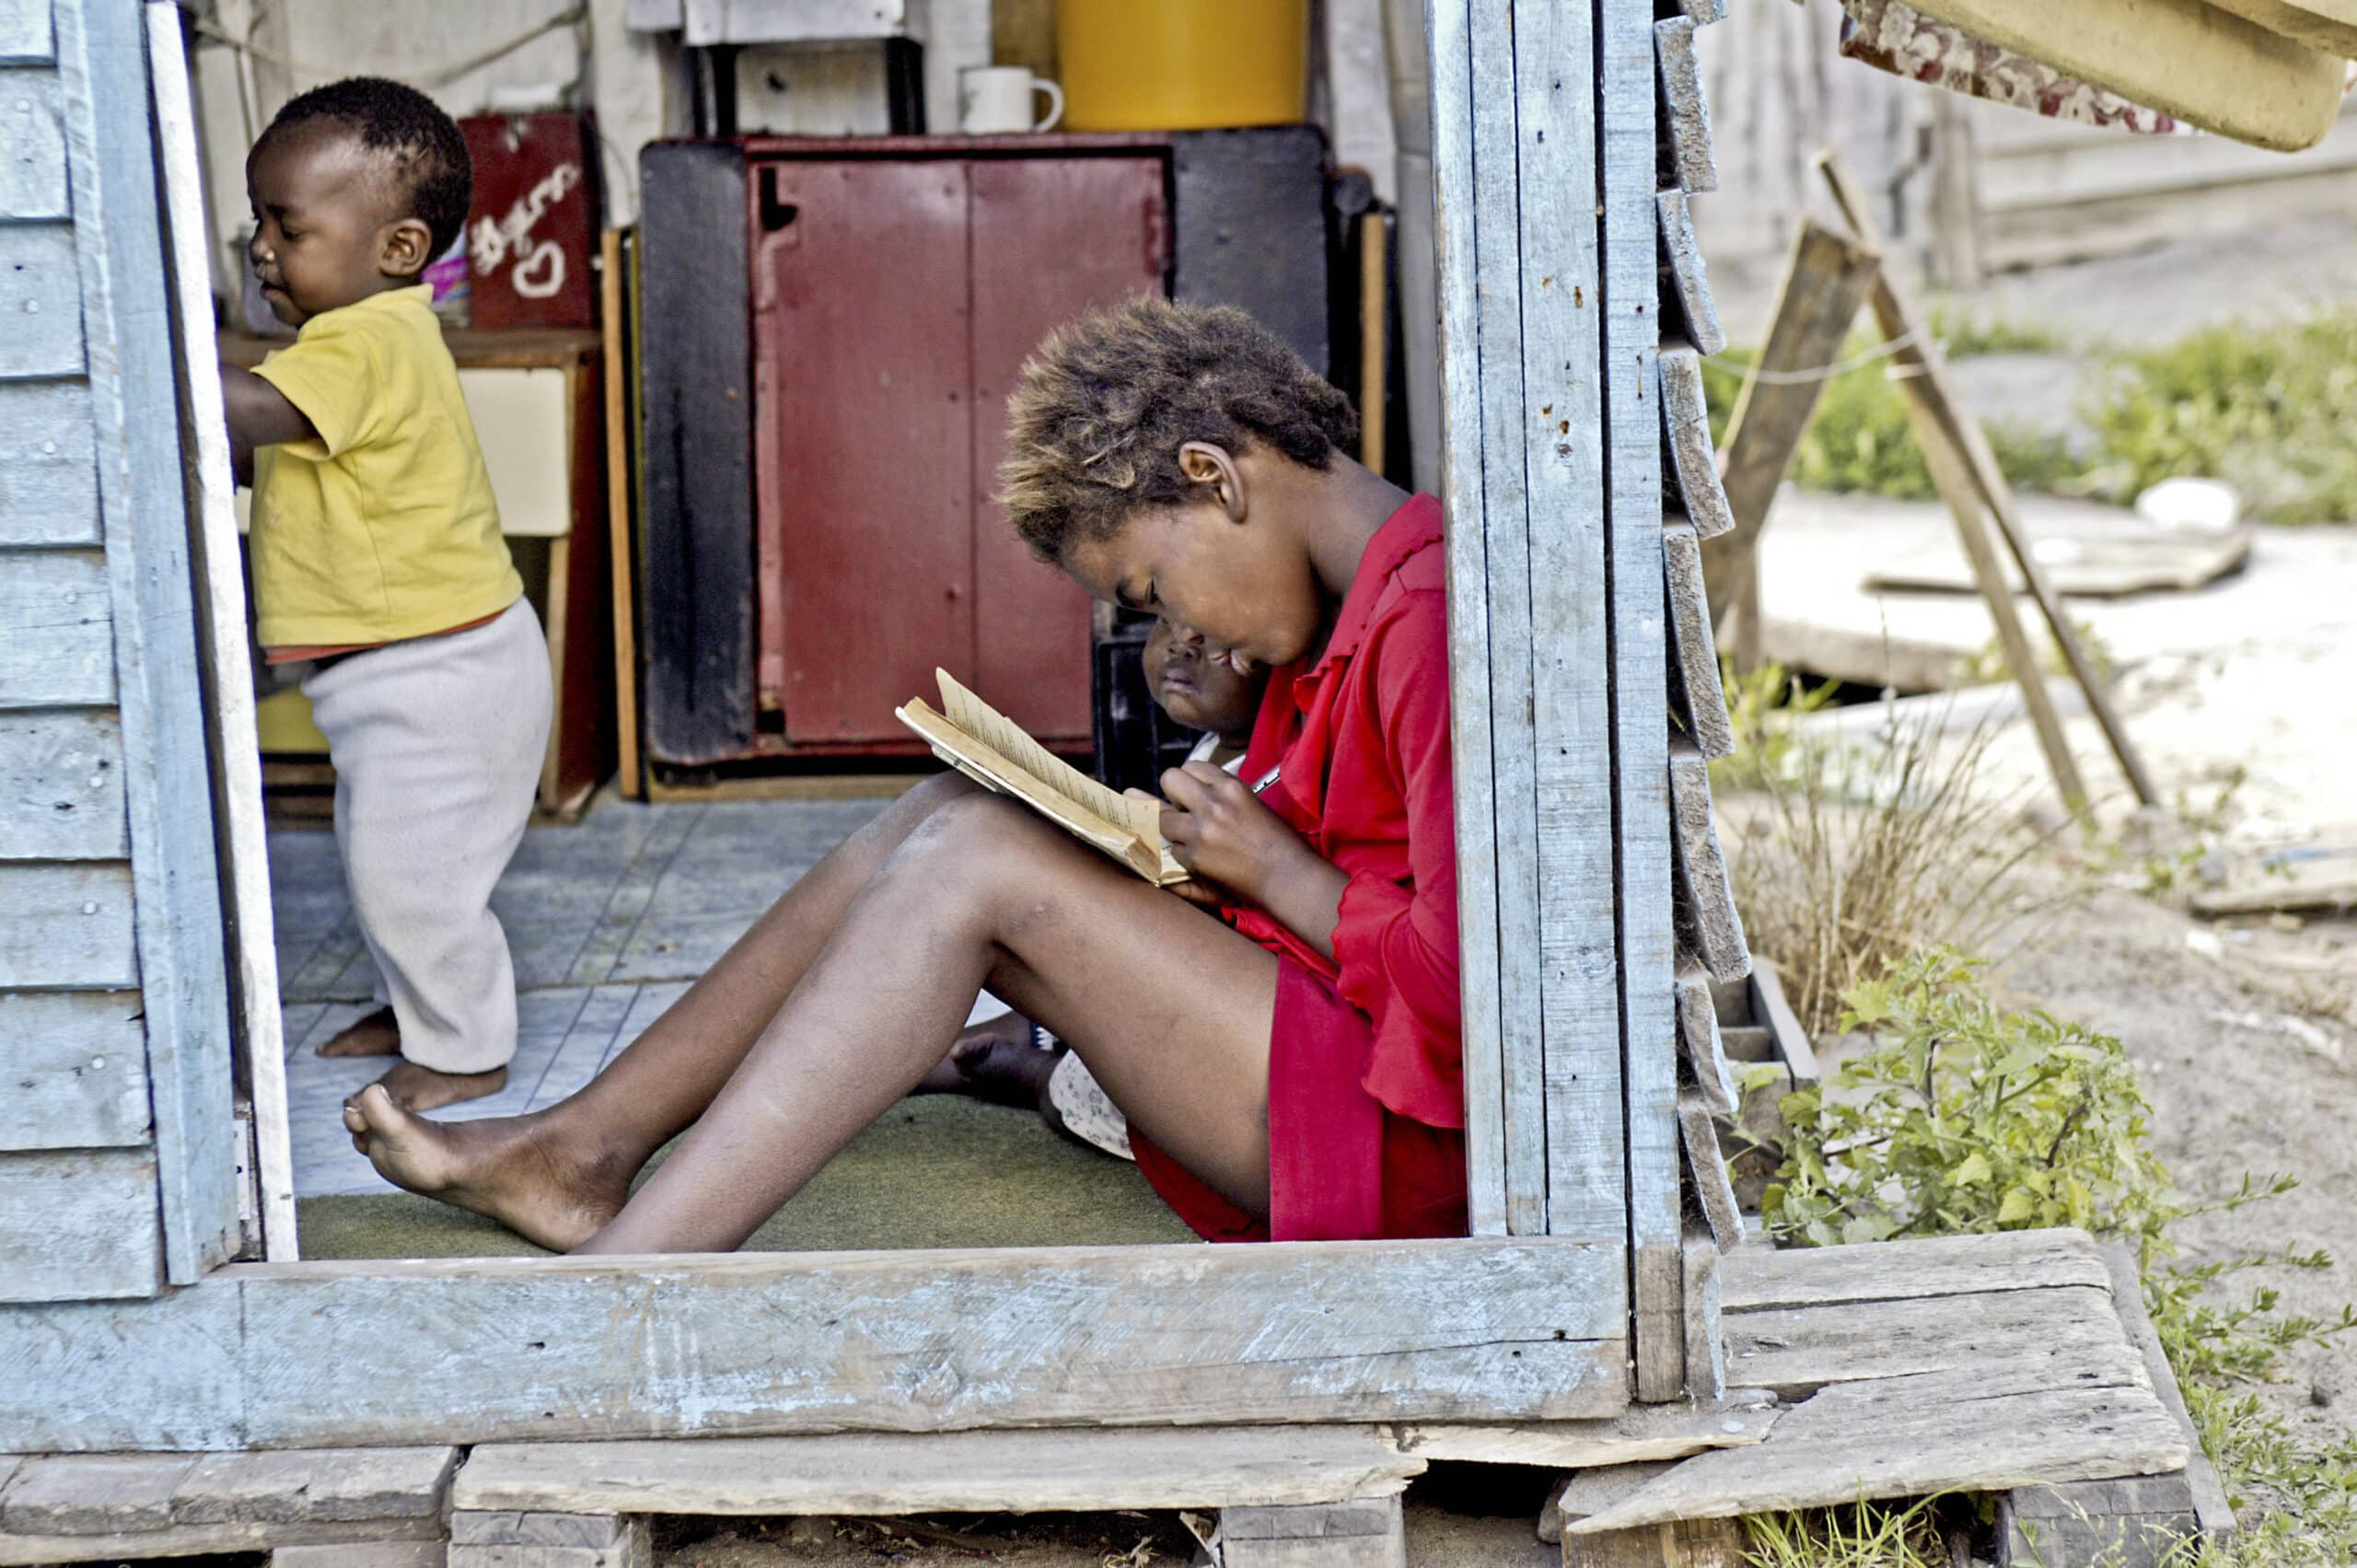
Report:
1131,494,1466,1242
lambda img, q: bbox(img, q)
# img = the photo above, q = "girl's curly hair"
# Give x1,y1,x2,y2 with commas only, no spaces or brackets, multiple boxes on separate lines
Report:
997,296,1357,563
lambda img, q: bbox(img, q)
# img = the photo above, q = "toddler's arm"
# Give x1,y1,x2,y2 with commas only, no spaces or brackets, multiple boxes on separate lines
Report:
219,365,318,487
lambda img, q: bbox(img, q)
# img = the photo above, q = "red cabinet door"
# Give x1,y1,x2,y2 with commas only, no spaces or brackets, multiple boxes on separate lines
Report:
970,157,1169,744
752,159,974,747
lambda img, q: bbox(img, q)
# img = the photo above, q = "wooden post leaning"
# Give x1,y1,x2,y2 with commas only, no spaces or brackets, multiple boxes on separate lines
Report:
1817,150,2157,811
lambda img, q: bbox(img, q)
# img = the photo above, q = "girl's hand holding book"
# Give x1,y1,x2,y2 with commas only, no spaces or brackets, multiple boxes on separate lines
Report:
1154,765,1348,958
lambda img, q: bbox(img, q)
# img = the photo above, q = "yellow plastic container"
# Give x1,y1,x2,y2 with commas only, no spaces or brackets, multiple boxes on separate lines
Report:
1057,0,1310,132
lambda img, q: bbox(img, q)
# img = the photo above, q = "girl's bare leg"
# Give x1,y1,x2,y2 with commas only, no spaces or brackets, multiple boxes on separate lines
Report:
344,772,980,1249
575,791,1277,1253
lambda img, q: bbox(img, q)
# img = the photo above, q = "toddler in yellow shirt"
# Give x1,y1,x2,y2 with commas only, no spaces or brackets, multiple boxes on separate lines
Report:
221,78,551,1115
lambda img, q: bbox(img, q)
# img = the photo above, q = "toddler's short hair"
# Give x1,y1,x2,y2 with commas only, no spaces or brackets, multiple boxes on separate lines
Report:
998,297,1358,563
264,77,473,261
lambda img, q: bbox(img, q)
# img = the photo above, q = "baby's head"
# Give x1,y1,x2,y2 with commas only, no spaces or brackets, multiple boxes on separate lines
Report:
1143,617,1265,747
246,77,471,327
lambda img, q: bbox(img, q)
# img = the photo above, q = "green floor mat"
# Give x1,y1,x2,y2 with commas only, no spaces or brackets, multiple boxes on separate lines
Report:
297,1094,1198,1260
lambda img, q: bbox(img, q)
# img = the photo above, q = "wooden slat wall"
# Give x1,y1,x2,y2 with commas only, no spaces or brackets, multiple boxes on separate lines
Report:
0,0,243,1303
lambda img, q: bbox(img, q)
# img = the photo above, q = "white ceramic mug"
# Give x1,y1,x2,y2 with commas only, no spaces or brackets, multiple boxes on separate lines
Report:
958,64,1063,134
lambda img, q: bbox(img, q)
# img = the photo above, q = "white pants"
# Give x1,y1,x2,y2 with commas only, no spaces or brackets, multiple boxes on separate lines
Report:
303,599,552,1074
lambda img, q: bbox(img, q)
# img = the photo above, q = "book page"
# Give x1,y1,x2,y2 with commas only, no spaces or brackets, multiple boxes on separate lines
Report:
934,669,1165,846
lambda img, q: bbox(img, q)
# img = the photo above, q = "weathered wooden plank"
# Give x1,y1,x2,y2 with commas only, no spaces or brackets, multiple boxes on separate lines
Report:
148,0,294,1260
1514,0,1622,1247
1684,1226,1725,1401
1666,0,1726,25
1394,1395,1776,1469
0,548,112,706
1723,1228,2114,1314
1668,741,1748,982
0,67,65,219
0,1148,159,1302
0,0,53,64
2099,1242,2235,1541
0,708,123,860
1,1452,195,1534
1662,516,1733,761
0,989,148,1149
1653,17,1716,193
0,1238,1630,1451
1657,345,1733,540
1726,1283,2133,1400
0,381,99,546
1675,971,1739,1117
1678,1092,1743,1253
1466,0,1550,1237
0,861,134,988
1654,190,1723,355
0,223,80,377
449,1511,651,1568
1749,960,1817,1086
1602,0,1682,1405
1998,1471,2200,1568
273,1541,447,1568
1428,0,1509,1239
59,0,243,1283
458,1428,1421,1516
1224,1495,1404,1568
172,1446,459,1526
0,1519,444,1566
1572,1347,2187,1530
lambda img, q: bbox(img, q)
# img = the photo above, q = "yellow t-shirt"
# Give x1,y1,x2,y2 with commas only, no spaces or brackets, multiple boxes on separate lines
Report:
250,285,522,648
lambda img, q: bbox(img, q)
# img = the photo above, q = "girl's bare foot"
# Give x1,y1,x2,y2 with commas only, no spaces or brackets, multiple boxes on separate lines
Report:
342,1087,633,1252
317,1005,401,1057
346,1058,508,1114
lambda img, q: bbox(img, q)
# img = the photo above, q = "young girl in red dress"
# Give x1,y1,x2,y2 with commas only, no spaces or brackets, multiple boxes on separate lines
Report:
343,297,1466,1250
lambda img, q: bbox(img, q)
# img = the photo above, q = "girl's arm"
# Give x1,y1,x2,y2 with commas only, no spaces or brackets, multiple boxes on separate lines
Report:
1158,765,1348,960
220,365,317,486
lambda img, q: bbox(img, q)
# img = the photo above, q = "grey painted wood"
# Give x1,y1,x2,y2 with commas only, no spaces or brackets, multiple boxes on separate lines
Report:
57,0,242,1283
0,1239,1630,1451
1677,1092,1742,1253
1723,1228,2114,1313
0,1148,159,1301
0,67,64,219
1674,972,1738,1118
1224,1495,1405,1568
1683,1227,1724,1401
0,548,113,706
1570,1345,2188,1530
148,0,293,1260
1657,345,1734,540
0,0,52,63
1654,191,1724,355
0,709,124,859
1669,741,1749,982
0,222,80,377
1653,17,1716,194
1427,0,1509,1240
1514,0,1626,1249
1750,959,1818,1086
1465,0,1550,1237
172,1446,459,1526
0,861,134,987
1,1452,194,1533
0,381,99,544
1602,0,1683,1400
0,990,148,1148
1662,517,1734,761
458,1429,1422,1516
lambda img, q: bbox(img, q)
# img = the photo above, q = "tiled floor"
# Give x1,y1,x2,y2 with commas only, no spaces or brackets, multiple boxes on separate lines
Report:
271,795,889,1195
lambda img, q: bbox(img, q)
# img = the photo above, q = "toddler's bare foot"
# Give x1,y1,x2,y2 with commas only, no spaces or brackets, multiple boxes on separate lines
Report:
342,1087,631,1252
917,1015,1060,1112
347,1058,507,1114
317,1005,401,1057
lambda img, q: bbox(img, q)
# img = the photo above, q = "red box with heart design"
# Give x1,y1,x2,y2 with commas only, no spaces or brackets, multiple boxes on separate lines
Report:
459,111,602,330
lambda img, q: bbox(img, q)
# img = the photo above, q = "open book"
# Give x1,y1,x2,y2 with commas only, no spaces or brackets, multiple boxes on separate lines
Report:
896,669,1189,887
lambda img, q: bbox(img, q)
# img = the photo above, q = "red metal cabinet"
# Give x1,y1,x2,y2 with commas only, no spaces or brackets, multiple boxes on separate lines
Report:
749,154,1167,751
